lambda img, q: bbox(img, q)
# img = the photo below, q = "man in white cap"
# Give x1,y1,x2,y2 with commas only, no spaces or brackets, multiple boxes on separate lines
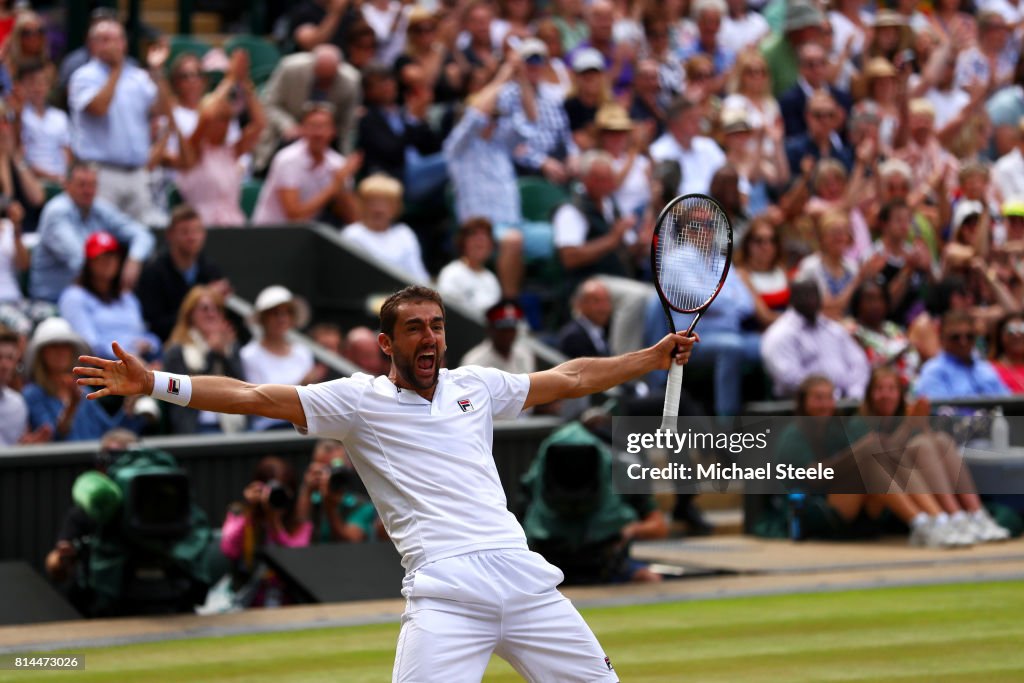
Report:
497,38,577,184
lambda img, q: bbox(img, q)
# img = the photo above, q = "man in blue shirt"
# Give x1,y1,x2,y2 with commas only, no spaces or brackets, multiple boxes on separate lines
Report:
68,18,170,224
916,311,1010,399
30,162,154,302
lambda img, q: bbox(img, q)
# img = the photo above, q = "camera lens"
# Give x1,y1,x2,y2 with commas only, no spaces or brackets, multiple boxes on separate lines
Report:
266,480,291,510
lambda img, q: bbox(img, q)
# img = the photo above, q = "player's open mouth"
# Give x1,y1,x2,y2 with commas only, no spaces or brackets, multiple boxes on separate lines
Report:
416,353,435,372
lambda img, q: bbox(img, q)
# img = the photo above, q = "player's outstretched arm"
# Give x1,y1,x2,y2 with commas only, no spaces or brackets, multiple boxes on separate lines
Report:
523,332,698,409
74,341,308,429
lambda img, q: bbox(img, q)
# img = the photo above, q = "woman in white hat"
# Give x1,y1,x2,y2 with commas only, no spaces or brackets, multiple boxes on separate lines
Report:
240,285,316,431
22,317,142,441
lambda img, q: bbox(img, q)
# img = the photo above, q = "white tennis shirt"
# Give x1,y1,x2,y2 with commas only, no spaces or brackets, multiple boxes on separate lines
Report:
296,366,531,572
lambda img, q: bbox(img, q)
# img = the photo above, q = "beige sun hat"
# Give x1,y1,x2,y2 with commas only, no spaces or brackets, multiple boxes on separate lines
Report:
252,285,311,328
26,317,91,372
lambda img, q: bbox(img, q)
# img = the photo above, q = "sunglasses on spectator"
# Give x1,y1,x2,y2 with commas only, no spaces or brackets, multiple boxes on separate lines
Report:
21,27,44,36
410,23,436,33
691,71,714,80
524,54,546,65
1006,321,1024,336
810,109,836,119
945,332,975,343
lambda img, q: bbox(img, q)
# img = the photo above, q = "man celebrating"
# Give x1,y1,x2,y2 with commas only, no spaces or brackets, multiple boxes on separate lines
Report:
76,285,695,682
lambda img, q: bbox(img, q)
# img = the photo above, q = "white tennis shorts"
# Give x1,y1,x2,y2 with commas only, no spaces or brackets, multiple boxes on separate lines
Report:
392,548,619,682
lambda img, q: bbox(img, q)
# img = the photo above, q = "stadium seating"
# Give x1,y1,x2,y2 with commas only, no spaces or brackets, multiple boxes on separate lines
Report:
167,34,211,69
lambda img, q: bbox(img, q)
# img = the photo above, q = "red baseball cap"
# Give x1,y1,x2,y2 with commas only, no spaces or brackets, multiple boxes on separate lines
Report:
84,231,120,259
485,300,524,329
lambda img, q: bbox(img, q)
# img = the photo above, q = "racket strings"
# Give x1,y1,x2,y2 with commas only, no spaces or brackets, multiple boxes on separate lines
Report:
654,197,730,312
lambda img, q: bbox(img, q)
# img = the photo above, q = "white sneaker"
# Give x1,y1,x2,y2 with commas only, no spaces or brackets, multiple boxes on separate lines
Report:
951,515,982,545
939,519,976,547
910,519,970,548
971,510,1012,543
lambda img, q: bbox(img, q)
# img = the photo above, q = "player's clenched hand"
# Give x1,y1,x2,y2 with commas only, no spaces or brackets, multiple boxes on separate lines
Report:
652,332,698,370
73,342,153,400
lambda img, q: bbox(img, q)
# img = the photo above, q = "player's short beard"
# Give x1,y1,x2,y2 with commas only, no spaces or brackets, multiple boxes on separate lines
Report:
393,346,444,391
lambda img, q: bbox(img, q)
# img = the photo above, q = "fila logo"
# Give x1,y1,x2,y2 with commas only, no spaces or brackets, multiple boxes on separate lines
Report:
457,398,474,413
604,656,614,671
168,377,180,395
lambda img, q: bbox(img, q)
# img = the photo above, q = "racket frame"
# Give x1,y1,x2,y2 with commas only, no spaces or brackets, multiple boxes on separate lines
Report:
650,193,734,427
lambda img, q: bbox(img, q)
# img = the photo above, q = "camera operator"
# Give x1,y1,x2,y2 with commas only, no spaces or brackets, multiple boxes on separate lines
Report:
297,439,378,544
220,456,312,607
44,428,137,610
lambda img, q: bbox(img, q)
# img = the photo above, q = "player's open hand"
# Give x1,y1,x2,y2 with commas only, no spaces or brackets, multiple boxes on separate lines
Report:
653,332,699,370
74,342,152,400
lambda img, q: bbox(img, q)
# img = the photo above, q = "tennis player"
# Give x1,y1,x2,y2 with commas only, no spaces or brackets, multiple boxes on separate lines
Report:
74,285,696,682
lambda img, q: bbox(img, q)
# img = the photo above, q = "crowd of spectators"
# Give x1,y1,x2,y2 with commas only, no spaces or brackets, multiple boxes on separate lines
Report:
2,0,1024,454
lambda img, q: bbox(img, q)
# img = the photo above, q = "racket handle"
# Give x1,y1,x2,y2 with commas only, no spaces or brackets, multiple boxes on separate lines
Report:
661,362,684,432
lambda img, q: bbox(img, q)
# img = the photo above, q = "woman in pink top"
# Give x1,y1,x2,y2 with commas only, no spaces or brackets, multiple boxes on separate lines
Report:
175,50,265,226
990,313,1024,393
221,456,312,607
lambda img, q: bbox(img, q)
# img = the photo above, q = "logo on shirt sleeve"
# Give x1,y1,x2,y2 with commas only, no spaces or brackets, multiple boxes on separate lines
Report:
457,398,475,413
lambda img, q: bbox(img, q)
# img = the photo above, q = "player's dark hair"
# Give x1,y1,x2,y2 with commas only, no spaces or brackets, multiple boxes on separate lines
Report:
379,286,445,338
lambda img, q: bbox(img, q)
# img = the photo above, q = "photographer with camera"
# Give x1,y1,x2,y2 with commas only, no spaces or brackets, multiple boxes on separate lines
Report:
297,439,378,544
220,456,312,607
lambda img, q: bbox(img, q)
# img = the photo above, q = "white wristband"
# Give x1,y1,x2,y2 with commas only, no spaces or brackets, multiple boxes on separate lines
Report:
151,371,192,407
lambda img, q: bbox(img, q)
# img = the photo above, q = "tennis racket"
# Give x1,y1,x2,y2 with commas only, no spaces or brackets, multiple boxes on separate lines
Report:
651,194,733,430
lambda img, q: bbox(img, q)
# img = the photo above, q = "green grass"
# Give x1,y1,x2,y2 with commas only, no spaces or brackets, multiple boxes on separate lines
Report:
4,581,1024,682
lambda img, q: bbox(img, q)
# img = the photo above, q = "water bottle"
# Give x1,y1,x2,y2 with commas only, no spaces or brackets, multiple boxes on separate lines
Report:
991,407,1010,453
788,491,806,541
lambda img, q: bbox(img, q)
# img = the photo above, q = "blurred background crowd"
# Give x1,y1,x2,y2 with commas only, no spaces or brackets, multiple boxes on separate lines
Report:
2,0,1024,448
0,0,1020,613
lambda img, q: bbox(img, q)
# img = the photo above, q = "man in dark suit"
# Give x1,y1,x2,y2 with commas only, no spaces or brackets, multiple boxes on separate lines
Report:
778,43,852,140
785,91,854,177
356,64,445,201
135,205,230,342
557,279,613,359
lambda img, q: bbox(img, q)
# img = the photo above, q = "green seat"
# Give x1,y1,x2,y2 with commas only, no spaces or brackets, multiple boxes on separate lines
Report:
518,177,569,223
223,34,280,86
167,35,211,71
43,181,62,203
241,179,262,219
168,185,184,210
